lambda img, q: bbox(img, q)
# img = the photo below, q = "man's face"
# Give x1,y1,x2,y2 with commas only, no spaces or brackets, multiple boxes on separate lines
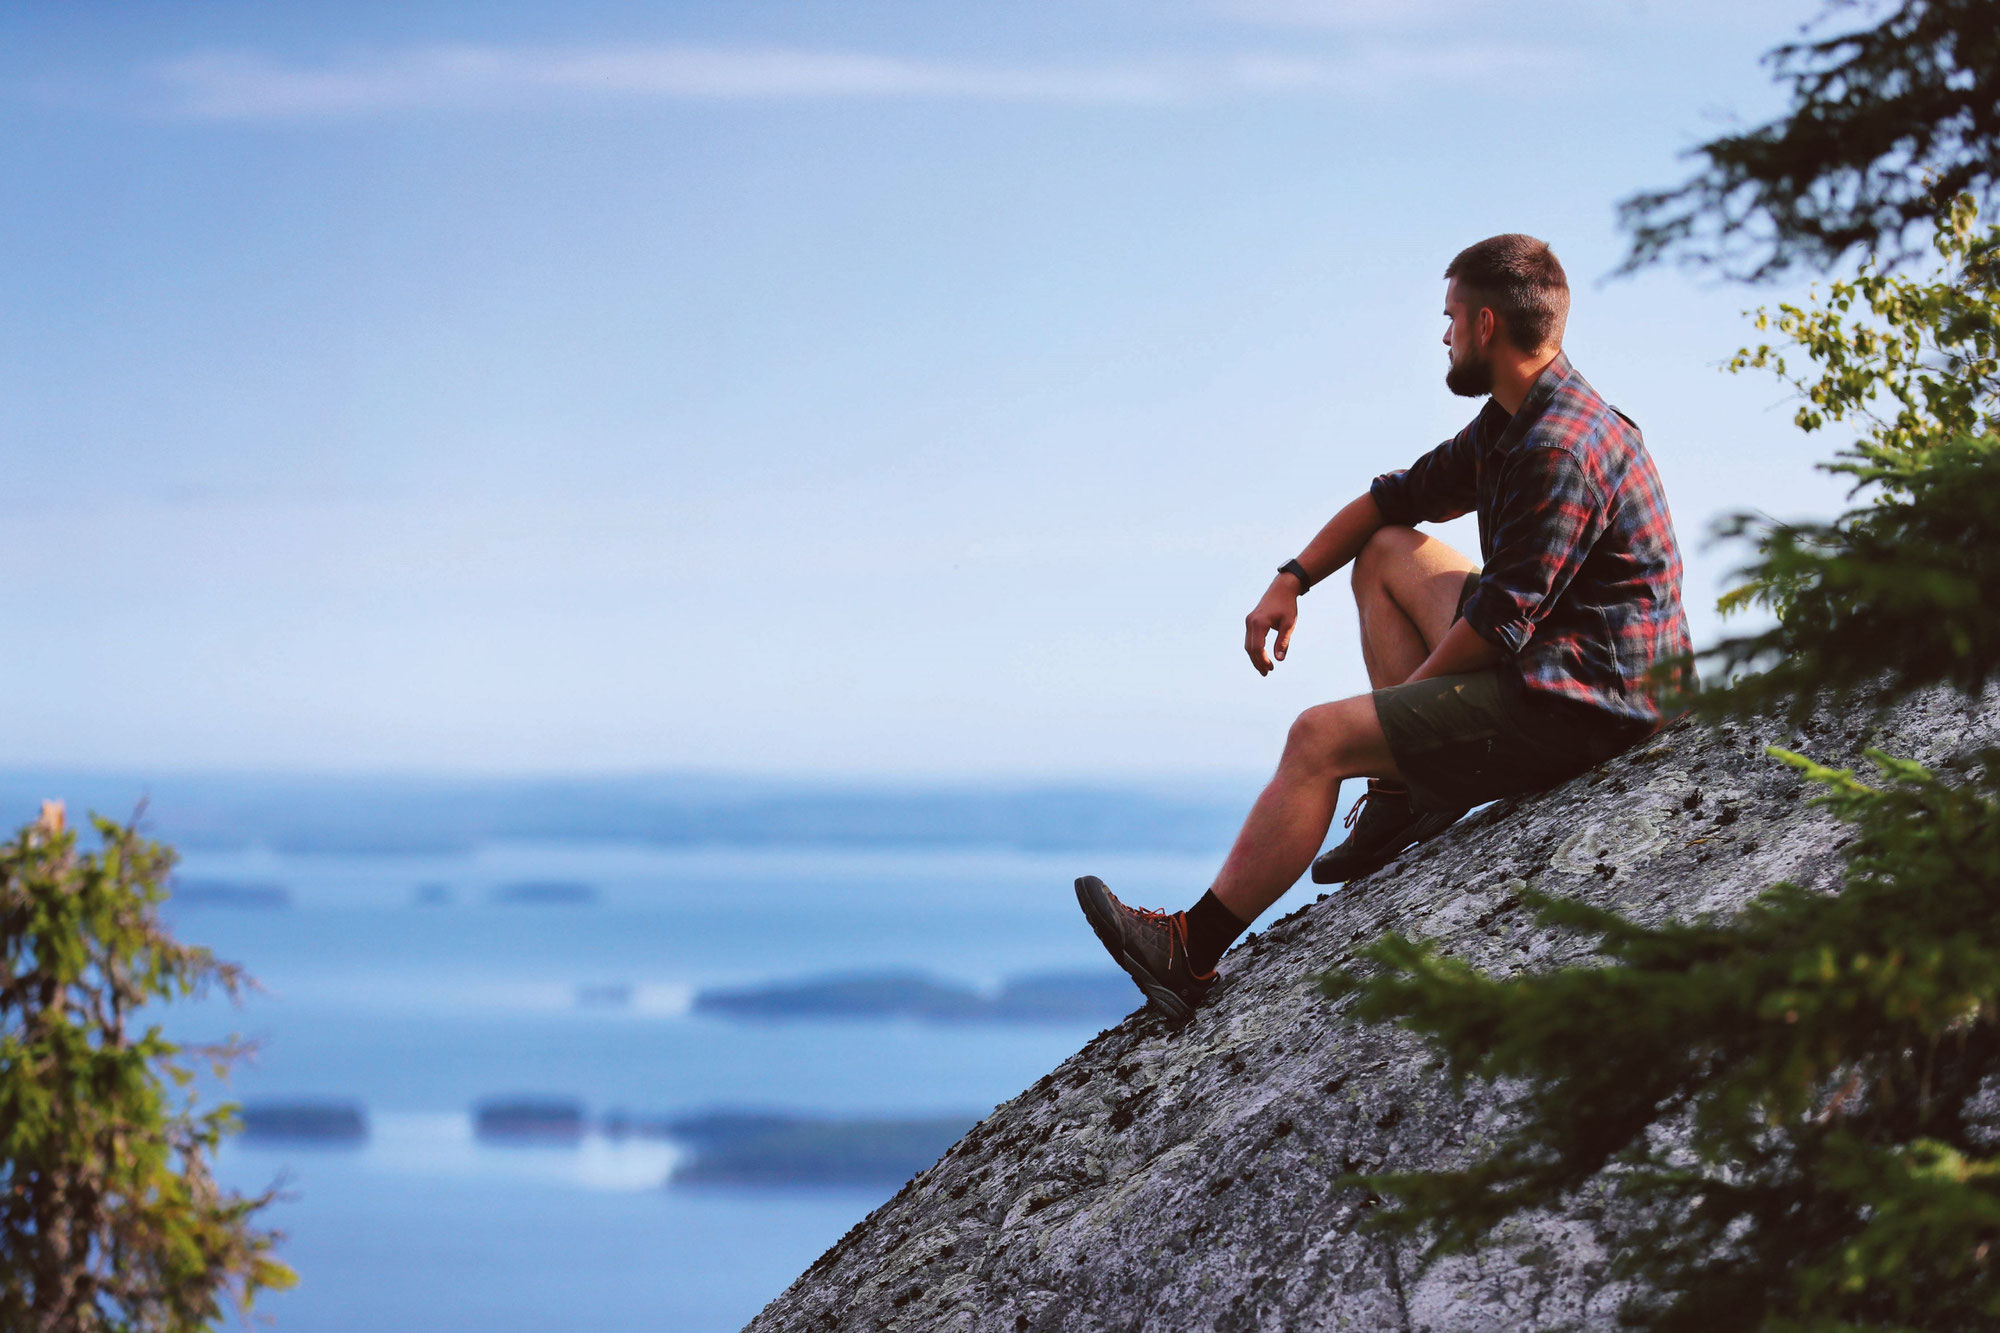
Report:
1442,278,1494,398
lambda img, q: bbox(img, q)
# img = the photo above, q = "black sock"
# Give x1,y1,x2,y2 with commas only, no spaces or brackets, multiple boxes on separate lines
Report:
1184,889,1250,975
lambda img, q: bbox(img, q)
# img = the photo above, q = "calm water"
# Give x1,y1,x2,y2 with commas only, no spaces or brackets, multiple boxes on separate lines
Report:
161,840,1222,1332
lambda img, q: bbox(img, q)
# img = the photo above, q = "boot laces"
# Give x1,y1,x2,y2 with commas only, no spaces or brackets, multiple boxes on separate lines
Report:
1126,903,1186,964
1344,783,1407,830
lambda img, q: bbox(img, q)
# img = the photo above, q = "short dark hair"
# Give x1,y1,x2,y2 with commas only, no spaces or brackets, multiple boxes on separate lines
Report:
1444,234,1569,353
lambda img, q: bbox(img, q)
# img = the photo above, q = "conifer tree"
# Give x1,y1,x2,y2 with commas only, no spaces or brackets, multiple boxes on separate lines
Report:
0,803,292,1331
1620,0,2000,279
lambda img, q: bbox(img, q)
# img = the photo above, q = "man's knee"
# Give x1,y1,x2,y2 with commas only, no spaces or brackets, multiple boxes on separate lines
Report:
1352,525,1423,594
1284,698,1379,772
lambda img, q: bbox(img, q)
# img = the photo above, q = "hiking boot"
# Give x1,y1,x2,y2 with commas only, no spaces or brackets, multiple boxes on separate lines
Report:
1073,876,1216,1023
1310,781,1466,885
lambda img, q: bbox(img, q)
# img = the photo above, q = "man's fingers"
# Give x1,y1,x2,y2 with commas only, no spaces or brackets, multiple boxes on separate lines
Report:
1240,616,1272,668
1243,618,1272,675
1275,621,1294,662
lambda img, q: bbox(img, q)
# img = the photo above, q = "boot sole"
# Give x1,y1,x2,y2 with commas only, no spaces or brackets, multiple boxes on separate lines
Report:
1074,877,1195,1023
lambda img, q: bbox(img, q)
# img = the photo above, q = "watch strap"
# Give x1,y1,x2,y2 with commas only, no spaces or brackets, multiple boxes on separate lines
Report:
1279,558,1314,593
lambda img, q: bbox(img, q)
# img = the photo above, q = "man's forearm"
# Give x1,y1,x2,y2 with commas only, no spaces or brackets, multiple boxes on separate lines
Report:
1246,491,1389,674
1287,492,1387,589
1406,616,1504,683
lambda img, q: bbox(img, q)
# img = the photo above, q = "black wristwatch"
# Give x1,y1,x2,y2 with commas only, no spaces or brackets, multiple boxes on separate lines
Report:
1278,559,1314,593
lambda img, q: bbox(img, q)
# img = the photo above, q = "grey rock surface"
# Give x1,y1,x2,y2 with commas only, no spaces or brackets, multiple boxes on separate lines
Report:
745,689,1999,1333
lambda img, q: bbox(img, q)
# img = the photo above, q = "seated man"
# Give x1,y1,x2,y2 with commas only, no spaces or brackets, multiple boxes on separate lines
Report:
1077,233,1691,1021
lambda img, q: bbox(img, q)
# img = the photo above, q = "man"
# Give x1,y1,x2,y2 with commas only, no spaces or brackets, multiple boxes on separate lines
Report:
1076,234,1691,1021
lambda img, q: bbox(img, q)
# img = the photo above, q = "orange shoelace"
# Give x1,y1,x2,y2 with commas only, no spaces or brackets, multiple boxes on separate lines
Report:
1343,784,1408,830
1113,895,1216,981
1128,904,1191,967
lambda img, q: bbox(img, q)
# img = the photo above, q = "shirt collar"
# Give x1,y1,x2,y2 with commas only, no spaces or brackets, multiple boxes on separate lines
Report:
1487,350,1574,454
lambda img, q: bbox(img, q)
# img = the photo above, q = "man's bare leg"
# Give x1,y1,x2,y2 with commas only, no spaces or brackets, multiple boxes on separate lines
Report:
1075,527,1483,1019
1203,528,1479,926
1209,694,1398,923
1353,525,1480,688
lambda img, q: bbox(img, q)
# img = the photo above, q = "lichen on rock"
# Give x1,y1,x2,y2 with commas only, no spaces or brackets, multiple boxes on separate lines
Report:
745,687,1999,1333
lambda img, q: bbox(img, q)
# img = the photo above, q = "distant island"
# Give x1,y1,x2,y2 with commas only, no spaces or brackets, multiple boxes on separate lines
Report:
471,1100,976,1187
170,880,292,910
489,881,597,906
690,968,1138,1026
660,1109,976,1188
575,982,634,1007
232,1092,975,1188
238,1100,367,1143
474,1098,588,1142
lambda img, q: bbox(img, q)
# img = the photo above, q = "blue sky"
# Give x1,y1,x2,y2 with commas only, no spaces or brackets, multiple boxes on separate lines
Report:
0,0,1847,776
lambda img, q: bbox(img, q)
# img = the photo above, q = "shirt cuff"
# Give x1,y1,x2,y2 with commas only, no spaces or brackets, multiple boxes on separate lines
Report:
1369,472,1415,527
1460,581,1532,655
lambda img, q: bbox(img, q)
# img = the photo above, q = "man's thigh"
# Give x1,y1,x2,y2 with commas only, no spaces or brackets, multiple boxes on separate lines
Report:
1372,529,1480,651
1373,671,1643,811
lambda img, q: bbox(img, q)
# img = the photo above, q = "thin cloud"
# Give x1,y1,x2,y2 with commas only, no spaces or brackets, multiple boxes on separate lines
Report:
1220,44,1548,94
154,47,1177,117
1219,0,1813,37
146,42,1564,119
1219,0,1485,30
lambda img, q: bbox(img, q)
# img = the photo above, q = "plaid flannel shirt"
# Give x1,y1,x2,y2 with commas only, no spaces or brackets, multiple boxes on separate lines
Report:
1369,353,1692,725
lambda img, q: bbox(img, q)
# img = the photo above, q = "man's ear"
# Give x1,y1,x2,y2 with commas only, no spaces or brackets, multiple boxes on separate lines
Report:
1474,305,1498,351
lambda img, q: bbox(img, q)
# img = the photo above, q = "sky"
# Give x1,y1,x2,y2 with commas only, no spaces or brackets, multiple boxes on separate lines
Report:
0,0,1853,778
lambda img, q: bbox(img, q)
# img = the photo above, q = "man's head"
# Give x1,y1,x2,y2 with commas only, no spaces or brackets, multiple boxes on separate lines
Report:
1441,234,1569,398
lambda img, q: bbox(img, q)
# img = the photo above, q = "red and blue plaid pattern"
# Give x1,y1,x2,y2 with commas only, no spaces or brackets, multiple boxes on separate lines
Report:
1370,353,1692,724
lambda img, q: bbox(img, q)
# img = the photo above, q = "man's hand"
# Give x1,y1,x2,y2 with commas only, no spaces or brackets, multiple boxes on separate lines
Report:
1244,578,1300,676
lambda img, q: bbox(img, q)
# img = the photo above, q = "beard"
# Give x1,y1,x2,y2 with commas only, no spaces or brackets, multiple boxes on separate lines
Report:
1445,350,1493,398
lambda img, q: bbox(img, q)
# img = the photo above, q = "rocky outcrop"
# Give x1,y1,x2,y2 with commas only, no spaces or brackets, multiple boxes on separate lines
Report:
745,689,1999,1332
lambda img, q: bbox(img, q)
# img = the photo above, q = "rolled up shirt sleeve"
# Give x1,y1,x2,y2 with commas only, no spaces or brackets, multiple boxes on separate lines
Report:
1460,445,1606,655
1370,425,1478,527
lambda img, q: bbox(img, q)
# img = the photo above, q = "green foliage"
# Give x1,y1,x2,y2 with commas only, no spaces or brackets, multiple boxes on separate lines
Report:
1324,749,2000,1328
1319,196,2000,1329
1724,193,1997,466
1705,194,2000,714
1620,0,2000,279
0,807,293,1331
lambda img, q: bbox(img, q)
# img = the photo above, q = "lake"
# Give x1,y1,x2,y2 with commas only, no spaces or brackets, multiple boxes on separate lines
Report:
161,838,1225,1331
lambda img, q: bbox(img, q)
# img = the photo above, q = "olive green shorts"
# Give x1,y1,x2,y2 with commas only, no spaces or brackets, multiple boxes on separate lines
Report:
1372,572,1651,811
